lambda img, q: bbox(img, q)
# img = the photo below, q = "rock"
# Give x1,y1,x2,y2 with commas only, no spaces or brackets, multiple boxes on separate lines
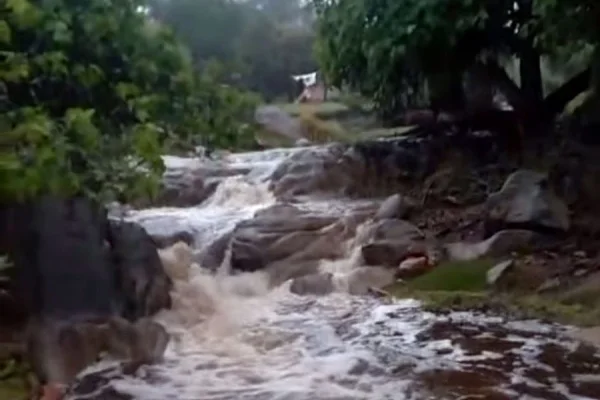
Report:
361,241,428,267
229,204,346,272
126,214,196,250
486,260,514,286
369,219,425,242
255,105,304,141
445,229,535,261
295,138,312,147
158,242,194,281
108,221,172,320
537,277,561,293
154,168,219,207
6,196,117,320
374,194,416,220
152,230,195,249
397,257,430,279
193,232,232,271
27,315,169,388
485,169,570,235
289,273,334,296
341,267,396,295
268,144,353,198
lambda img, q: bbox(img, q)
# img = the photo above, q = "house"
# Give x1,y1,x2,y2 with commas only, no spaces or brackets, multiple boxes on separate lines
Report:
292,71,328,103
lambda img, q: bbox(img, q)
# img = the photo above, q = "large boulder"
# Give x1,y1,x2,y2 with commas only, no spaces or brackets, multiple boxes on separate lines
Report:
359,219,430,267
485,169,570,235
229,204,347,272
2,196,171,323
6,197,117,320
107,220,173,321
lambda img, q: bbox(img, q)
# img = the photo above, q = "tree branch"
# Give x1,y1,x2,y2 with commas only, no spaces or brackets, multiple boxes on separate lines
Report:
543,68,591,116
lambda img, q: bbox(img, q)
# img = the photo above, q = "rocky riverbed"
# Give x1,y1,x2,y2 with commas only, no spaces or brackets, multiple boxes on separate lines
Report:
3,132,600,399
58,138,600,400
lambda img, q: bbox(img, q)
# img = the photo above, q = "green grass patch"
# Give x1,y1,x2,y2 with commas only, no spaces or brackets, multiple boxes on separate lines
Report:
404,259,496,292
278,102,350,119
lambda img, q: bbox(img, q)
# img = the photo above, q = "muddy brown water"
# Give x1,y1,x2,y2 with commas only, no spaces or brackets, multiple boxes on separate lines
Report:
68,147,600,400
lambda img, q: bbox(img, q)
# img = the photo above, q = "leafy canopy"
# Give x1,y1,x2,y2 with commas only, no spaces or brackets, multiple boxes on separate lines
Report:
314,0,599,115
1,0,258,203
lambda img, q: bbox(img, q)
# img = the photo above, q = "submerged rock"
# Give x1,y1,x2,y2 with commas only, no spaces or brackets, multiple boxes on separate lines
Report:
290,273,334,296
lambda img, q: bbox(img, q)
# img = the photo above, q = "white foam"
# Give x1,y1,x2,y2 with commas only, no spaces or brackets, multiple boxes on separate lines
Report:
85,148,600,400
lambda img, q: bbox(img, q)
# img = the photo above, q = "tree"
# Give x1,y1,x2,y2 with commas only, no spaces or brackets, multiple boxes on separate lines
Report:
313,0,596,121
148,0,318,101
1,0,258,203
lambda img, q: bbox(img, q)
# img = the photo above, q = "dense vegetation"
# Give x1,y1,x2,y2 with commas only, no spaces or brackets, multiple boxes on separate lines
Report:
149,0,318,101
314,0,598,121
1,0,260,203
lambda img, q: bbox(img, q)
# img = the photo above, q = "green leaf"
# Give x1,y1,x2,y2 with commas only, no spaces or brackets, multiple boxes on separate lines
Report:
0,20,11,44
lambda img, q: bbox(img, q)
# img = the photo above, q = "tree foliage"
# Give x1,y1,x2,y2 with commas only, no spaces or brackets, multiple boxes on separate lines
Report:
149,0,318,101
314,0,598,117
1,0,259,203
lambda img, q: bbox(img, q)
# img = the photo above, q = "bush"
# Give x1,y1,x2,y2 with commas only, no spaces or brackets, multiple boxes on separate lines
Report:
1,0,258,204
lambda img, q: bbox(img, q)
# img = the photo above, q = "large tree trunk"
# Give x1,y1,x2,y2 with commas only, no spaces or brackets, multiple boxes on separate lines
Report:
518,0,544,106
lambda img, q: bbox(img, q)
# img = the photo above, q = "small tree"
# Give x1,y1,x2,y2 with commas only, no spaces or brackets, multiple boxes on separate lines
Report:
1,0,258,203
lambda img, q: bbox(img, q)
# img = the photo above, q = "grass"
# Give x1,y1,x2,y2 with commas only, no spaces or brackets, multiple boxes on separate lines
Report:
0,358,30,400
403,259,496,292
278,102,351,119
385,258,600,327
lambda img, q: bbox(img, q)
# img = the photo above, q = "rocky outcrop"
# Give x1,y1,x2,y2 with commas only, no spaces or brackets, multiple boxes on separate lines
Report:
485,169,570,235
230,204,348,272
2,196,171,322
268,136,440,200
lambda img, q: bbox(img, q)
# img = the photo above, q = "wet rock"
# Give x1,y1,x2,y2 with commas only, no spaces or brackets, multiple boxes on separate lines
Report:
193,232,232,271
445,229,535,261
295,138,312,147
26,315,169,387
290,273,334,296
486,259,514,286
229,204,344,272
268,144,353,198
255,105,304,141
5,196,117,320
369,219,425,242
374,194,416,220
361,241,428,267
108,221,173,320
1,197,172,327
485,169,570,235
397,257,430,279
152,230,195,249
341,267,396,295
154,168,219,207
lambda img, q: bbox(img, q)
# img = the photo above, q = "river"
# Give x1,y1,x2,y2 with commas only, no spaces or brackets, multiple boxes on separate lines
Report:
72,146,600,400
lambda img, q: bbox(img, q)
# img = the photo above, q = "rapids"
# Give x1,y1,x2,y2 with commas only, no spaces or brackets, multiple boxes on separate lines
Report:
72,147,600,400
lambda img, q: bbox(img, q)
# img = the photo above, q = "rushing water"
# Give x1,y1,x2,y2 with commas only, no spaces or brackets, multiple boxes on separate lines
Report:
72,148,600,400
